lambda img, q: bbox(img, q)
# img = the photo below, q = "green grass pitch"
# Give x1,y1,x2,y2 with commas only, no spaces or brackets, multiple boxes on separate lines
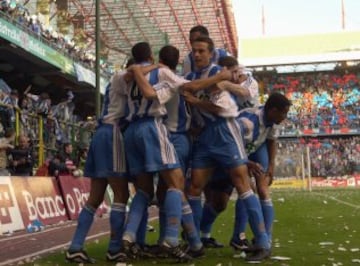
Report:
26,188,360,265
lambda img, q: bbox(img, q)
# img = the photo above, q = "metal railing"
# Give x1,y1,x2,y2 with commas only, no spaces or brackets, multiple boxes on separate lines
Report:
1,104,94,167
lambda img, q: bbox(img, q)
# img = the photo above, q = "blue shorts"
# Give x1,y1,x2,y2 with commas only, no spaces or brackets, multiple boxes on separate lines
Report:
192,118,248,169
124,117,180,176
84,124,126,178
207,143,269,194
248,142,269,171
169,132,191,175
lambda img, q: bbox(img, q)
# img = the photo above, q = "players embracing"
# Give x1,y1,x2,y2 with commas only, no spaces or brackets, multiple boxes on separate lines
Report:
65,24,291,264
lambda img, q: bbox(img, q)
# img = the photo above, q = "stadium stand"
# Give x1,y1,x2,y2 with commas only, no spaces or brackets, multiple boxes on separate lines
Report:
257,70,360,136
254,69,360,178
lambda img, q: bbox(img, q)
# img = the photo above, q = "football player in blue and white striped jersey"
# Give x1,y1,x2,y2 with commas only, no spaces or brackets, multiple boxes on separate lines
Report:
199,56,261,248
231,92,291,261
66,67,132,264
182,36,271,262
217,56,260,109
182,25,229,76
120,42,193,263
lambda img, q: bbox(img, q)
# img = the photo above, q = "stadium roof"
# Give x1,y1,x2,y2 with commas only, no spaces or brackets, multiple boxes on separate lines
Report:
66,0,238,68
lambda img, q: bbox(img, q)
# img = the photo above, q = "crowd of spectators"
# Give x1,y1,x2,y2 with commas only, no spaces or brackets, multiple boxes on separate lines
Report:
0,84,77,139
8,134,34,176
0,128,15,175
0,1,124,177
48,142,84,178
258,70,360,178
0,82,94,177
0,130,87,177
0,0,113,76
275,136,360,178
258,70,360,135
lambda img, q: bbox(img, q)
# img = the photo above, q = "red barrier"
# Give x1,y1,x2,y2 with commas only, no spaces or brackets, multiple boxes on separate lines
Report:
11,176,68,226
0,175,111,235
311,175,360,188
0,176,25,233
0,176,68,234
57,176,110,220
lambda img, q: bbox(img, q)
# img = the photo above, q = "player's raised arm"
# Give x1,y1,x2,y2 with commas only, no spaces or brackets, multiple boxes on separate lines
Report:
125,63,167,82
181,68,232,93
130,65,157,99
216,80,251,97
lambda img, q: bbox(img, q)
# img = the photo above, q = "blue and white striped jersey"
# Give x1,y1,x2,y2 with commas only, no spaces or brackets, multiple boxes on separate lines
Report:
100,71,128,124
0,94,11,105
236,106,277,154
155,68,192,133
186,64,239,124
182,48,229,76
124,67,190,124
164,91,191,133
124,68,161,121
235,75,260,110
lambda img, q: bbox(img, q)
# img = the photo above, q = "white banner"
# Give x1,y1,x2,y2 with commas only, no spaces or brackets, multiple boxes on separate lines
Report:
0,177,25,234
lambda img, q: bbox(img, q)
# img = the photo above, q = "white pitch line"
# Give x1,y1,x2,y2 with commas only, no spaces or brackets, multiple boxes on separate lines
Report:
0,215,158,266
0,231,109,266
313,192,360,209
0,222,77,243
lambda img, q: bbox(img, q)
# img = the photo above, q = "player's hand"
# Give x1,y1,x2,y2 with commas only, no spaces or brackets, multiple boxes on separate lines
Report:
219,67,232,81
247,160,264,178
267,173,274,186
266,167,274,186
181,90,199,105
181,82,197,93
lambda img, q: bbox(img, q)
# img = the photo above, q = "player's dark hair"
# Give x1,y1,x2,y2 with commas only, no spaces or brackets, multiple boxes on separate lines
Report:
131,42,152,63
265,92,292,112
125,58,135,68
218,56,239,68
159,45,179,70
190,25,209,36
